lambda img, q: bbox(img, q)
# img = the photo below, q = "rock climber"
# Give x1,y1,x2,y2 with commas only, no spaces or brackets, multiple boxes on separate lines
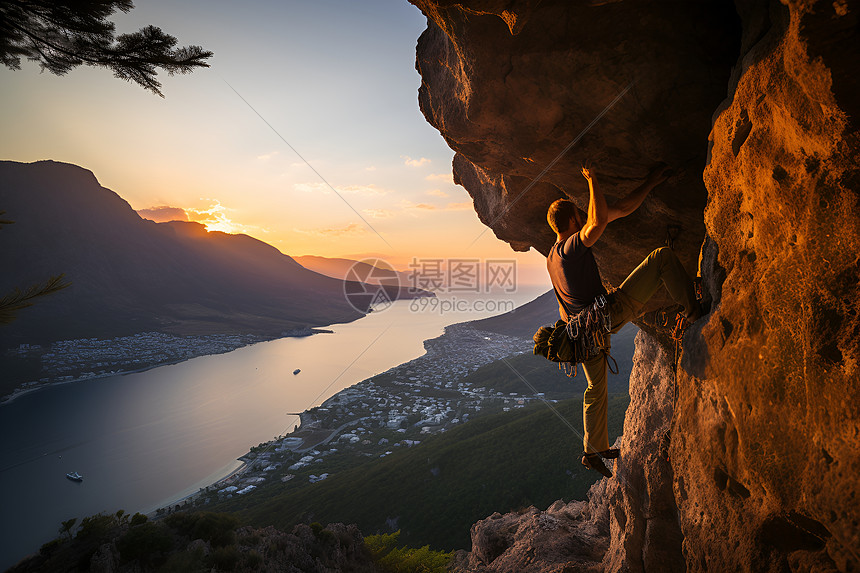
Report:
545,164,702,478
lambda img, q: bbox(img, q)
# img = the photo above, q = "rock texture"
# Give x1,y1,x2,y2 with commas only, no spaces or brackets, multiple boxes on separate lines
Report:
411,0,741,309
675,0,860,570
412,0,859,571
451,332,681,572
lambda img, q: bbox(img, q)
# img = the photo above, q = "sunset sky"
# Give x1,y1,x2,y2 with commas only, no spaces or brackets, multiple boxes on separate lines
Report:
0,0,551,285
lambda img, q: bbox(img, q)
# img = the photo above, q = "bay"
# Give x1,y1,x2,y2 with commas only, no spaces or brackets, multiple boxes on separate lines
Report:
0,288,546,569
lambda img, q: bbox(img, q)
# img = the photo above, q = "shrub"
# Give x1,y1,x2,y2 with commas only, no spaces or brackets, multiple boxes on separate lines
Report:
163,511,197,536
238,532,261,546
310,522,334,543
365,531,399,559
130,512,148,527
39,537,64,557
192,513,239,547
377,545,453,573
365,531,453,573
164,511,239,547
209,545,240,571
76,513,115,543
161,546,205,571
244,549,263,569
116,522,174,565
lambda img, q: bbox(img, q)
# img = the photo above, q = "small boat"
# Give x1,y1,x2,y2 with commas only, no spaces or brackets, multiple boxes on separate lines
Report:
293,369,301,375
66,471,83,482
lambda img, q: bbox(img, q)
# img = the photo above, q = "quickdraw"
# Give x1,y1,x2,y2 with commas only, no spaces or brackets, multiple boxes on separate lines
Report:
562,294,618,378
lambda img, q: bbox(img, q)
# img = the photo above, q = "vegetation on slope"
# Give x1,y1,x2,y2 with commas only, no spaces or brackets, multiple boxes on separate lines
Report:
460,345,633,397
211,394,629,552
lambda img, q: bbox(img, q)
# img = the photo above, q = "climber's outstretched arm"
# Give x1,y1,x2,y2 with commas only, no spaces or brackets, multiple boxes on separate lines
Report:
607,164,671,223
579,166,608,247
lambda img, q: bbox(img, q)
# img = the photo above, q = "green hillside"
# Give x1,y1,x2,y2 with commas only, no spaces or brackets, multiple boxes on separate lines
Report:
211,394,629,552
460,346,632,397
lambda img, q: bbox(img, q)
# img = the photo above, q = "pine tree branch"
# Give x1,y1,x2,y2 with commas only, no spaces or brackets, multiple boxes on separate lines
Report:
0,0,212,96
0,274,71,324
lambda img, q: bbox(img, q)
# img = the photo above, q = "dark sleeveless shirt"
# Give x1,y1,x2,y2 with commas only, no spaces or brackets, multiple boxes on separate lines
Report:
546,234,607,320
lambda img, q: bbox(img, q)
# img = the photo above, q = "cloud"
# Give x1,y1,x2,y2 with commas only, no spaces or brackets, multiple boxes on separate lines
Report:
137,206,189,223
138,202,267,236
364,166,377,171
294,223,368,237
425,172,453,183
397,200,439,216
257,151,279,161
293,182,388,196
426,189,449,198
186,201,260,235
399,199,472,214
445,201,473,210
338,184,388,196
363,208,395,219
293,182,328,194
402,155,431,167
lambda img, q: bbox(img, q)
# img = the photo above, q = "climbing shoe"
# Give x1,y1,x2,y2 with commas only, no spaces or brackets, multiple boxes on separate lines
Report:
685,302,704,323
582,452,613,478
599,448,620,459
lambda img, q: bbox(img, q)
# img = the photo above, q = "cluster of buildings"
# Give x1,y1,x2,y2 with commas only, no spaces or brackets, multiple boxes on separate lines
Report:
196,324,542,505
9,332,263,389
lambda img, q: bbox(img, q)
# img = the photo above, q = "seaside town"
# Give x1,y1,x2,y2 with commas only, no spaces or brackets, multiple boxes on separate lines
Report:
2,328,330,403
156,323,538,513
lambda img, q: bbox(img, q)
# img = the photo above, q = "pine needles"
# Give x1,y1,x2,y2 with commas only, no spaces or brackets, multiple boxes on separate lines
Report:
0,274,71,324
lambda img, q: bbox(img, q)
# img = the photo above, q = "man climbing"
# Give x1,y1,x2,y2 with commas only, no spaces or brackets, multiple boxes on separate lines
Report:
545,164,701,478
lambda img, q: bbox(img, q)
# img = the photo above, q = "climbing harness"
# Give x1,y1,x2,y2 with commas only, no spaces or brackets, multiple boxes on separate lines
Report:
534,288,618,378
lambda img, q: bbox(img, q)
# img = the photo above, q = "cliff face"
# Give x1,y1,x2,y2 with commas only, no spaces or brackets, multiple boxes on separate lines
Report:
410,0,859,571
412,0,740,310
450,332,681,573
677,0,860,570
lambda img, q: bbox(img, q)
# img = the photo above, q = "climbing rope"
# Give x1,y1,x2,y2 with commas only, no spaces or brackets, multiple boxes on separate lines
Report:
659,312,687,461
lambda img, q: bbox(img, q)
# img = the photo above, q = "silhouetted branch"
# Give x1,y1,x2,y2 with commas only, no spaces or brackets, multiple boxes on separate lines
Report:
0,274,71,324
0,1,212,96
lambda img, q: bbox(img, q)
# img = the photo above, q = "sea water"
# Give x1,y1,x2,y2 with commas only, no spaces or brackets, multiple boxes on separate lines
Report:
0,288,546,568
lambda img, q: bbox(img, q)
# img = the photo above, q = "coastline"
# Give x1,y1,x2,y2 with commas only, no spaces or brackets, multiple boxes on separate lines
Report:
156,322,534,516
0,358,205,406
146,459,250,519
146,326,450,515
0,329,336,406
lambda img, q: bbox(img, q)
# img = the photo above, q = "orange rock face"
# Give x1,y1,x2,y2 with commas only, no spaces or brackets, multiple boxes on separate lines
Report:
412,0,860,571
676,0,860,570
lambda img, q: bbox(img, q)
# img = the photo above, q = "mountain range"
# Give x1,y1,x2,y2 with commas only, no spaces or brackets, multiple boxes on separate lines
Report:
294,255,416,287
0,160,422,349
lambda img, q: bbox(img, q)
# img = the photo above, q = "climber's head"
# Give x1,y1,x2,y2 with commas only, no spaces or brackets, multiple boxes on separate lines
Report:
547,198,582,236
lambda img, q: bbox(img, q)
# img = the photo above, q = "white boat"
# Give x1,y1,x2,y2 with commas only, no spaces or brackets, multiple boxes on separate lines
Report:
66,471,83,482
293,369,301,375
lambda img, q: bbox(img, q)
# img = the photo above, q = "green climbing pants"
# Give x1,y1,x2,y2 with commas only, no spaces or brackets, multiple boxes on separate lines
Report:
581,247,697,454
